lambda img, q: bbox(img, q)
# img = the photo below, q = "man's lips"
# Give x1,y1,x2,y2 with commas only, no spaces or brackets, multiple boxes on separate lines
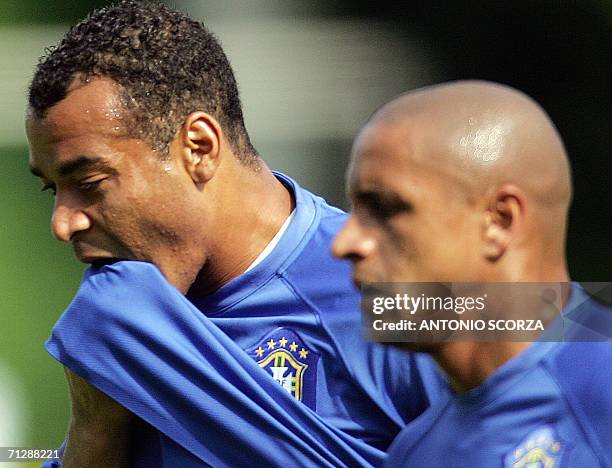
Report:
351,270,382,290
73,241,119,264
351,274,365,290
76,254,124,268
90,258,123,268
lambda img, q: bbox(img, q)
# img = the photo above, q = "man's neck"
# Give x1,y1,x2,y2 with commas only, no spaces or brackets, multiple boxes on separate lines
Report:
432,341,532,393
433,270,571,393
188,166,294,297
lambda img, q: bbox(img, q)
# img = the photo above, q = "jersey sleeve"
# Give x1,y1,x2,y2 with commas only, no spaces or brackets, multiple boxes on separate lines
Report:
45,261,382,467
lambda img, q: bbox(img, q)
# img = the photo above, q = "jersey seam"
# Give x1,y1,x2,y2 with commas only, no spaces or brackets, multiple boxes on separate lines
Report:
201,271,283,316
278,273,359,386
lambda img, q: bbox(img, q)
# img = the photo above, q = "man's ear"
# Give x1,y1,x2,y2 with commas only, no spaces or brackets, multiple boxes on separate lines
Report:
179,112,222,184
482,185,525,262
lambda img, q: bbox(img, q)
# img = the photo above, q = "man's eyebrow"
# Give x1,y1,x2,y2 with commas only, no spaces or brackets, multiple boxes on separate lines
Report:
57,156,115,177
29,156,116,179
351,187,395,201
351,187,413,209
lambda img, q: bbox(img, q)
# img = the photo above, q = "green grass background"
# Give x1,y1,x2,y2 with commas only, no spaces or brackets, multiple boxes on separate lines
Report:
1,146,84,447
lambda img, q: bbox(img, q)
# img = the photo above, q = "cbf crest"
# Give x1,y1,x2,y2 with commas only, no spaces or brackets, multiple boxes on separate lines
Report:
505,425,567,468
247,328,319,410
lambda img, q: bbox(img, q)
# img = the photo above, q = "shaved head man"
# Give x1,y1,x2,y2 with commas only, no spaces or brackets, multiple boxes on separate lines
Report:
334,81,612,467
335,80,571,286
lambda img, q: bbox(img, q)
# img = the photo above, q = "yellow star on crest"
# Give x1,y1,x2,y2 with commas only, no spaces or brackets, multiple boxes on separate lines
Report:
289,342,298,352
279,337,288,347
299,348,309,359
255,347,264,357
267,339,276,349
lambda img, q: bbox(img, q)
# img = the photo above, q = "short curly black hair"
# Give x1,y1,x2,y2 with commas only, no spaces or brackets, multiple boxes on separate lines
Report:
28,0,258,164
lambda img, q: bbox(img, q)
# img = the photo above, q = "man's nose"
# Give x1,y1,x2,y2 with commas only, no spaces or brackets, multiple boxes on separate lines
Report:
332,215,376,260
51,199,91,242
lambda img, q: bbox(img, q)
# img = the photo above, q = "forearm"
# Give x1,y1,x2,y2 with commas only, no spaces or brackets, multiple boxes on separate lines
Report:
62,368,133,468
63,418,131,468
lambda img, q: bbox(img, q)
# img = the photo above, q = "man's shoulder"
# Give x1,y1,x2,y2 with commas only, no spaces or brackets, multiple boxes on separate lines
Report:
281,198,353,299
298,185,348,231
544,291,612,395
277,171,347,228
542,340,612,459
280,175,351,288
545,340,612,410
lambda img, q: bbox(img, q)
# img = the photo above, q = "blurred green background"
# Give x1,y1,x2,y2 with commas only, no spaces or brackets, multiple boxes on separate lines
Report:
1,0,610,460
1,147,84,464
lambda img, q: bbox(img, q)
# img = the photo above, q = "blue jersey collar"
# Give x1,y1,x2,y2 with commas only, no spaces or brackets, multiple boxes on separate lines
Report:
455,283,590,406
187,172,319,314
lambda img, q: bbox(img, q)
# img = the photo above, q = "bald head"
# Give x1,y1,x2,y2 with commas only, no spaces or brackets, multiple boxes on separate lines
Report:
367,80,571,207
335,81,571,283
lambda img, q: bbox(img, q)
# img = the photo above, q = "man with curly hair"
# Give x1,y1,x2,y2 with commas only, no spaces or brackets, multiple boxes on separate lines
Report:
27,1,444,466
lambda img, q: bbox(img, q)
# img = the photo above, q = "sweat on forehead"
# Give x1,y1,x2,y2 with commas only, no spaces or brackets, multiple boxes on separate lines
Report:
26,78,130,143
348,116,474,207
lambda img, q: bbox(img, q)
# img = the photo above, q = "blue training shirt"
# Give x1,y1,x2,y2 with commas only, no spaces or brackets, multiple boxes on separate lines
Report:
385,284,612,467
43,173,445,467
